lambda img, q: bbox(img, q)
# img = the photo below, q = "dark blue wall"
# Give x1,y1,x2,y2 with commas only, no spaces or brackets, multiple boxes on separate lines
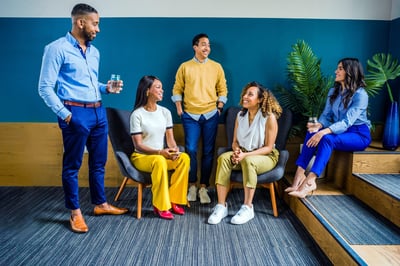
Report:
389,17,400,104
0,17,396,123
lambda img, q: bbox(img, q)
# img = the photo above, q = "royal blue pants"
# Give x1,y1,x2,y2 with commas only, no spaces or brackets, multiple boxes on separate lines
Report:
296,124,371,177
181,112,219,187
58,105,108,210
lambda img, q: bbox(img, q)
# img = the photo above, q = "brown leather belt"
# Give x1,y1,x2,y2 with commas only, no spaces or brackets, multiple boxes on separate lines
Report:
64,100,102,108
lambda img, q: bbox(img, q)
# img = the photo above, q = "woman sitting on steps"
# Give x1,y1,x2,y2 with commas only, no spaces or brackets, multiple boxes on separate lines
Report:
286,58,372,198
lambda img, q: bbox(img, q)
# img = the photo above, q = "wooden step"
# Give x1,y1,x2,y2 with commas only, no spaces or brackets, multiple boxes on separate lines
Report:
351,173,400,227
352,143,400,174
281,140,400,265
322,141,400,192
282,179,400,265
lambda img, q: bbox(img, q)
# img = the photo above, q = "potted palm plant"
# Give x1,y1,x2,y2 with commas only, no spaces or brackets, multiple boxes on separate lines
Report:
274,40,333,176
365,53,400,150
274,40,333,138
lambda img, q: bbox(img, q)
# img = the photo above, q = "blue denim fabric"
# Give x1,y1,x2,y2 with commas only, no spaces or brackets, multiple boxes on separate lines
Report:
296,124,371,177
181,111,219,186
58,105,108,209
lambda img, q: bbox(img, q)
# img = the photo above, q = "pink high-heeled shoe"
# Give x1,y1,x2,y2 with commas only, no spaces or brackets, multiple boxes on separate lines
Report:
288,180,317,198
284,175,306,193
171,203,185,215
153,206,174,220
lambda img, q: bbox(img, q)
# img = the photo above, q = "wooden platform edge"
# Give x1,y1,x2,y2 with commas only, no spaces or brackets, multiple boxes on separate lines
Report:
350,174,400,227
287,195,367,266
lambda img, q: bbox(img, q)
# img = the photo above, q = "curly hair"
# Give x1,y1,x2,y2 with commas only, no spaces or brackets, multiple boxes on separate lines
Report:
239,81,282,118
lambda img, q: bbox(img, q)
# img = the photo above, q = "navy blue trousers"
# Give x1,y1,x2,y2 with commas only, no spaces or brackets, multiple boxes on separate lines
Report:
296,124,371,177
58,105,108,210
181,112,219,187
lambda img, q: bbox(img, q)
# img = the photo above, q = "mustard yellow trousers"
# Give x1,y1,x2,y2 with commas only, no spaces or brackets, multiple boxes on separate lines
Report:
215,149,279,188
131,152,190,211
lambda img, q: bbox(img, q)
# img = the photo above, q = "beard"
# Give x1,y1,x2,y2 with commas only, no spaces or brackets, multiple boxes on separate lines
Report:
82,29,96,42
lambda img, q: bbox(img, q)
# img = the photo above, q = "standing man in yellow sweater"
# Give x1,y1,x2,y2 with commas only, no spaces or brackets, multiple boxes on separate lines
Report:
172,33,228,204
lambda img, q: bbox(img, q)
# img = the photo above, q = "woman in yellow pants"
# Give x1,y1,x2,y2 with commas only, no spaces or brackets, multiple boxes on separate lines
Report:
130,75,189,220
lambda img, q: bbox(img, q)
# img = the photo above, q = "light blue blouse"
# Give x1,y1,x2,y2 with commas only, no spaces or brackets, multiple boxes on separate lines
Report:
318,87,371,134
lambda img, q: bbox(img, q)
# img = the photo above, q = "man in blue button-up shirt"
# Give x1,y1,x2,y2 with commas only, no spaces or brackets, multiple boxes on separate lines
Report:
38,3,128,233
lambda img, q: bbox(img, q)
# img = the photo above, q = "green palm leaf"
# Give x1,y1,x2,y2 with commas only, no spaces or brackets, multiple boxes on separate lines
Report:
287,40,332,117
366,53,400,102
273,40,333,138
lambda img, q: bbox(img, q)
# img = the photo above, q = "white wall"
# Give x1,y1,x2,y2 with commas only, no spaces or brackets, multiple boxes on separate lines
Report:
393,0,400,19
0,0,397,20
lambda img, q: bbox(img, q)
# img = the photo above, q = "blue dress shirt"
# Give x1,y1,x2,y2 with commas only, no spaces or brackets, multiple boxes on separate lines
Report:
318,87,371,134
38,32,107,120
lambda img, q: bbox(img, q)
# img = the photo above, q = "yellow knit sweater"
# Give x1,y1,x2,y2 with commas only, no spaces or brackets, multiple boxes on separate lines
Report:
172,59,228,115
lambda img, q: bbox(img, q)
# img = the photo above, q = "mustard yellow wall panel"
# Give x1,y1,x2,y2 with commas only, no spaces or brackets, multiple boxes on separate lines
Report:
0,123,122,187
0,123,228,187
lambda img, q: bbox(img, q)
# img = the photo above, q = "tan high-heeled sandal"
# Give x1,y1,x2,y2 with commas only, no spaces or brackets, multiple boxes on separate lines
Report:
284,175,306,192
288,179,317,198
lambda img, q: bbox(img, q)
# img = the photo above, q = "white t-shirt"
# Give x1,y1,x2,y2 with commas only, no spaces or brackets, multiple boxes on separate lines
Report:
130,105,173,151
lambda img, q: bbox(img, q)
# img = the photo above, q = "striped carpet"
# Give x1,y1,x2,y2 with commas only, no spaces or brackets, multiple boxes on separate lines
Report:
0,186,331,265
308,195,400,245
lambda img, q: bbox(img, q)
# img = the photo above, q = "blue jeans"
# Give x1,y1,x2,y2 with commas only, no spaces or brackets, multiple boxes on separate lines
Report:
181,112,219,187
58,105,108,210
296,124,371,177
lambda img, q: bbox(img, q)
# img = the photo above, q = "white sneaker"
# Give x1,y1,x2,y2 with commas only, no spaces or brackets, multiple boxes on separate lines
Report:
230,205,254,225
187,185,197,201
208,204,228,224
198,187,211,204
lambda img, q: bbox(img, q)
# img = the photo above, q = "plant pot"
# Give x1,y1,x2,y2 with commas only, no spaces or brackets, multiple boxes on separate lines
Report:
382,101,399,150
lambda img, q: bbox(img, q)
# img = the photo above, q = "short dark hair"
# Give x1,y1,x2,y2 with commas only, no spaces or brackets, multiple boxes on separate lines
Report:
71,3,97,17
192,33,209,46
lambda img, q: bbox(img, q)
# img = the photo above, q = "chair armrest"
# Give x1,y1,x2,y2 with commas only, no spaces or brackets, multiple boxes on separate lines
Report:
115,151,151,183
277,150,289,166
257,149,289,183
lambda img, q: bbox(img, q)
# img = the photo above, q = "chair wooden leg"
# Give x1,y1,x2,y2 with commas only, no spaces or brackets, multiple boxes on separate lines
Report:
114,177,129,201
274,181,281,198
269,183,279,217
137,183,143,219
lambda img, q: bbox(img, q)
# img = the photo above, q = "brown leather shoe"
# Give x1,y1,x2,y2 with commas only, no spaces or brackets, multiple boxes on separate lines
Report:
70,215,88,233
93,204,129,215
